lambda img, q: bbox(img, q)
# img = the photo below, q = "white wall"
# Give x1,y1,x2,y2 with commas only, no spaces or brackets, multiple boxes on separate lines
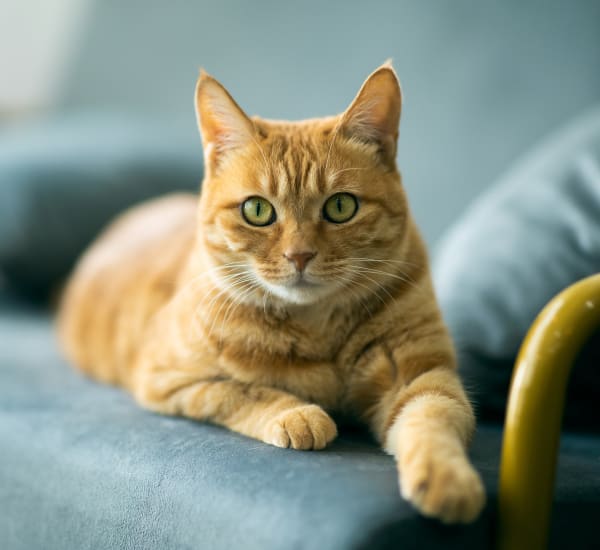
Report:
0,0,90,114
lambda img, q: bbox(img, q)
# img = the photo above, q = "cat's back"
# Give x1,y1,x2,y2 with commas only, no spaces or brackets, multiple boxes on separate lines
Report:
58,193,198,386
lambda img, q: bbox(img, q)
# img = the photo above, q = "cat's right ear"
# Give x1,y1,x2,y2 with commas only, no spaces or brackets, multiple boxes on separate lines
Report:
195,71,256,175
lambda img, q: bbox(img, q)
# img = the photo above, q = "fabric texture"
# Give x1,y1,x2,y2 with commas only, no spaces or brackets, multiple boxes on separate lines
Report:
0,115,203,297
1,308,599,550
434,105,600,429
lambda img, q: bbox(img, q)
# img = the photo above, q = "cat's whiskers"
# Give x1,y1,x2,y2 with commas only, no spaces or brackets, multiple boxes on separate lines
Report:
202,285,242,341
329,266,387,307
181,265,250,337
345,257,421,269
193,271,256,338
217,280,262,344
328,270,374,319
202,272,256,316
325,256,422,293
197,268,254,292
193,285,227,338
204,275,260,341
350,265,422,293
220,276,261,313
179,262,249,297
209,279,259,343
351,269,398,305
193,283,235,338
262,287,272,318
189,272,254,325
184,264,256,298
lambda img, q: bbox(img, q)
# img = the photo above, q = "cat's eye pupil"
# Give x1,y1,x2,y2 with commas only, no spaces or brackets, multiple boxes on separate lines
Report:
336,196,342,212
256,202,261,216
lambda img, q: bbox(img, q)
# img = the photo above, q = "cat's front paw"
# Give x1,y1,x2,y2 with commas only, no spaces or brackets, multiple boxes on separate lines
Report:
399,449,485,524
264,404,337,450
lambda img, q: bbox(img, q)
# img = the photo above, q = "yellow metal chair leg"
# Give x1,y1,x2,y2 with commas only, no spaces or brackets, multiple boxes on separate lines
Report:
497,273,600,550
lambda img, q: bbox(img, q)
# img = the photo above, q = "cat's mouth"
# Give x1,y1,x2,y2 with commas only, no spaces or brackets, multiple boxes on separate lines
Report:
257,271,332,305
289,274,320,289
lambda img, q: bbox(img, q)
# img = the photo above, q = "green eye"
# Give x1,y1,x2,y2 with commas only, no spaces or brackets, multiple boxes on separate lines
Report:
323,193,358,223
241,196,276,226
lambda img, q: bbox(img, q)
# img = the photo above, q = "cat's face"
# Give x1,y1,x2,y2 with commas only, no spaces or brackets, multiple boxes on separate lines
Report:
196,65,409,306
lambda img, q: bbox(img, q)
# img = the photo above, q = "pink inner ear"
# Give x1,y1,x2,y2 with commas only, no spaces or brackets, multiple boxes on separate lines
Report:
196,76,256,165
341,68,401,155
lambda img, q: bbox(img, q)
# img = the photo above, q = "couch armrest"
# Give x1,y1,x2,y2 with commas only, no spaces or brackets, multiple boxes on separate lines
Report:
497,273,600,550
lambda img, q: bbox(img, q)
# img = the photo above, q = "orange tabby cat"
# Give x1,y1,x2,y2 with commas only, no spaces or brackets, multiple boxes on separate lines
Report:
58,63,485,523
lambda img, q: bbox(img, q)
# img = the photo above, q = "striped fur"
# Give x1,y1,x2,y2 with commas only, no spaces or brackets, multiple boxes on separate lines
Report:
58,64,484,523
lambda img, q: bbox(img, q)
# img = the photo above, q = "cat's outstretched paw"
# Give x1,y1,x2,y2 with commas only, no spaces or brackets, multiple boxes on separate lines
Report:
264,404,337,450
399,450,485,524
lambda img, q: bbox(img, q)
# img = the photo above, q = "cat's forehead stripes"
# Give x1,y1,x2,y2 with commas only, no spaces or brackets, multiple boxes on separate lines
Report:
263,133,326,199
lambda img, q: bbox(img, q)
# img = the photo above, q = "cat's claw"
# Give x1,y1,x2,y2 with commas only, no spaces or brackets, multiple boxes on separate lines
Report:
399,451,486,524
264,404,337,450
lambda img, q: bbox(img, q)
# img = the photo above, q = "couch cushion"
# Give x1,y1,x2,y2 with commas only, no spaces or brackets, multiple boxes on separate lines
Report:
1,310,599,549
433,105,600,431
0,115,202,298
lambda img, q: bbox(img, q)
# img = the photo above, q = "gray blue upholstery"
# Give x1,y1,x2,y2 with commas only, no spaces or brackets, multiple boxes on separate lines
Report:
0,115,202,296
434,105,600,429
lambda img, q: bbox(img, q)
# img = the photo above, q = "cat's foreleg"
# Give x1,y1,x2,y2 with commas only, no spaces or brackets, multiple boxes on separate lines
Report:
349,344,485,523
133,365,337,450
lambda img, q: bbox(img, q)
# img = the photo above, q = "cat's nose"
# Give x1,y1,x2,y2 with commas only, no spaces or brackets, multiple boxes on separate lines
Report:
283,251,316,272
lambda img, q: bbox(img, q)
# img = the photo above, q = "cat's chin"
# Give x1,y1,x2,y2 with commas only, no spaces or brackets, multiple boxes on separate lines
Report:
261,280,335,306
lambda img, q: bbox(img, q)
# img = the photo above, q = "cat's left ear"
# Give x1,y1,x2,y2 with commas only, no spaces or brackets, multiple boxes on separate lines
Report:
339,62,402,165
195,71,257,175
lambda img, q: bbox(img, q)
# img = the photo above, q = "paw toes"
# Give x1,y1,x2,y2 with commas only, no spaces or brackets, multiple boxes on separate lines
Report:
264,405,337,451
285,413,314,449
400,454,486,524
267,423,291,448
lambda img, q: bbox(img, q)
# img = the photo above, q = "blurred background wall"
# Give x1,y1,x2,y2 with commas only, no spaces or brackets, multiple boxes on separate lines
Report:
0,0,91,114
1,0,599,246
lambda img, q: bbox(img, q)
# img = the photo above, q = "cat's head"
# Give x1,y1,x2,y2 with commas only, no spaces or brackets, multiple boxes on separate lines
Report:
195,63,412,307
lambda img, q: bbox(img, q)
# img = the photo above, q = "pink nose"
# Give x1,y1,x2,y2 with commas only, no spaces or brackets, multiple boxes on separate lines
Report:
284,251,316,272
